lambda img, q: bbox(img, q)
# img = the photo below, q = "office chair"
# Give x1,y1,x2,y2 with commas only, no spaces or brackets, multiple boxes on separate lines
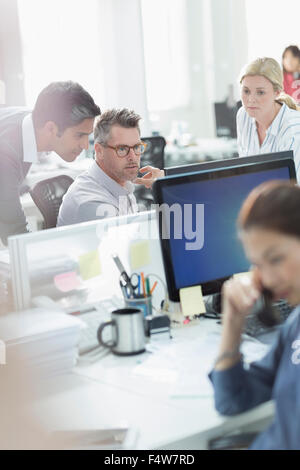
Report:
135,135,166,210
29,175,74,229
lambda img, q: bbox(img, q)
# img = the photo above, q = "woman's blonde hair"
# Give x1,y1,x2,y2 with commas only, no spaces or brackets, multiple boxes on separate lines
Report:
239,57,299,111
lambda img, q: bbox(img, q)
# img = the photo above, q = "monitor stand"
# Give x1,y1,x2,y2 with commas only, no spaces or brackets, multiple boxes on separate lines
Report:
164,294,222,321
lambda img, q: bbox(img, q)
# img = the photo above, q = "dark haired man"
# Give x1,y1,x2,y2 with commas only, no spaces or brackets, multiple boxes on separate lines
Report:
0,81,100,244
57,108,164,226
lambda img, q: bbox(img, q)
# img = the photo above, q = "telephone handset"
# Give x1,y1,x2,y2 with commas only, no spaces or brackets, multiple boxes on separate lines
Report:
251,288,281,327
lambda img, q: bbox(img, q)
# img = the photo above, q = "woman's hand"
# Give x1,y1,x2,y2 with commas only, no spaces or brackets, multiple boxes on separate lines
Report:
133,166,165,189
215,272,262,371
222,272,261,327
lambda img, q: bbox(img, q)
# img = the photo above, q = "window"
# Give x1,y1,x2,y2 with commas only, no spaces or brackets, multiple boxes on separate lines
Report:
245,0,300,63
141,0,190,112
17,0,104,107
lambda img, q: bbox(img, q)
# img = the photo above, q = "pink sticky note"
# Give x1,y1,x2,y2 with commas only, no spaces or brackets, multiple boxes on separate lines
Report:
54,271,81,293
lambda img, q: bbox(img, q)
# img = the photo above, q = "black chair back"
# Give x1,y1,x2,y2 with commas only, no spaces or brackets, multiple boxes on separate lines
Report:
135,136,166,208
29,175,74,229
140,136,166,169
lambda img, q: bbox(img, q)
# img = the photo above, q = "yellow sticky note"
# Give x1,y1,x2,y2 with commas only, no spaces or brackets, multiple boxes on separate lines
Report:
179,285,206,317
79,250,101,281
130,241,151,270
233,272,251,281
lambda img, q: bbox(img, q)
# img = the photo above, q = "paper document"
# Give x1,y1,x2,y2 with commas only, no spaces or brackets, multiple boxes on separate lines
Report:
129,241,151,270
79,251,101,280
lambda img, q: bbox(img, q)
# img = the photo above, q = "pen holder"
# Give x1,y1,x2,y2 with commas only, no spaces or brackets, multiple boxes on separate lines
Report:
125,294,152,318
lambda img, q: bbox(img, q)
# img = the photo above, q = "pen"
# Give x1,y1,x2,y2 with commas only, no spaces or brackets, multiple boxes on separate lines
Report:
150,281,158,295
146,277,150,297
119,280,129,299
141,272,146,297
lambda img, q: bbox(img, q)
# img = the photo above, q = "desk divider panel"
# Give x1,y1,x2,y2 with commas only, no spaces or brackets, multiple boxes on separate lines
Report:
8,210,166,313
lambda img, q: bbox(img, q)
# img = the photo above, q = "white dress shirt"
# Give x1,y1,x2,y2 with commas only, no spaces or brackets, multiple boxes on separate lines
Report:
57,161,138,226
22,113,39,163
237,103,300,181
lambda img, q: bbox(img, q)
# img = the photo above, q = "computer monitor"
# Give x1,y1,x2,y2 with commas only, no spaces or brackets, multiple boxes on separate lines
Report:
153,158,296,302
164,151,294,177
214,101,242,138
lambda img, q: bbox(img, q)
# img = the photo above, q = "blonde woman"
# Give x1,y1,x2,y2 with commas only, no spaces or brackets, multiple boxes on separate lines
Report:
237,57,300,181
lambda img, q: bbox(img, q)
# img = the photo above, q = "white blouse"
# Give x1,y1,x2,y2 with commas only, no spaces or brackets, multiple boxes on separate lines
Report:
236,103,300,182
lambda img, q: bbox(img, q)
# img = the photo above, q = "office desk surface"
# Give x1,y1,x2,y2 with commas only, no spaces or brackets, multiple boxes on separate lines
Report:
30,318,274,450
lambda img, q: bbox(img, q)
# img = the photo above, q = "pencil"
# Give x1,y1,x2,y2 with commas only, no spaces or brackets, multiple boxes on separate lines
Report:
141,272,146,297
150,281,158,295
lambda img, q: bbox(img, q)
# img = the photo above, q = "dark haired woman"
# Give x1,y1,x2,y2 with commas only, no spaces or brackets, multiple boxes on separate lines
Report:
210,180,300,450
282,45,300,104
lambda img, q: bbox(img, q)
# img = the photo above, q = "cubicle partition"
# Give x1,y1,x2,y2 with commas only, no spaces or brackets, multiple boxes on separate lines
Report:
8,211,166,314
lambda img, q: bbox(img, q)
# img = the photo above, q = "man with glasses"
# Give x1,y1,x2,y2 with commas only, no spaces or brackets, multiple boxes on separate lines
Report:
57,108,164,226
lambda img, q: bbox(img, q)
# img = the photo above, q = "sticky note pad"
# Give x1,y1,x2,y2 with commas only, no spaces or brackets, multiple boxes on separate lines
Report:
233,272,251,282
79,250,101,281
179,285,206,317
54,271,81,292
130,241,151,270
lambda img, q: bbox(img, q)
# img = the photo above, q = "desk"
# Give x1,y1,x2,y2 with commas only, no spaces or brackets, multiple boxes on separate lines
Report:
29,318,274,450
6,213,275,449
164,138,238,167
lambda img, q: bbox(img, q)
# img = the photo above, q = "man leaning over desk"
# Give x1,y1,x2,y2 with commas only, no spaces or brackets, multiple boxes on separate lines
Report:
57,108,164,226
0,81,101,245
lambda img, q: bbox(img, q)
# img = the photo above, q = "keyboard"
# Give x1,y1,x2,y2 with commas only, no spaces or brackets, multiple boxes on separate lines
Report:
244,300,293,337
76,297,124,354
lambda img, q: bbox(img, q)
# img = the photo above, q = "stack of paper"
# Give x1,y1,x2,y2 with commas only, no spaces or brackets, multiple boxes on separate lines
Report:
0,308,84,376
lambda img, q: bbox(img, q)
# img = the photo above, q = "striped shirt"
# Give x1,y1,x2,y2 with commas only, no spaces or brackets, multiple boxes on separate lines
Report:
237,103,300,181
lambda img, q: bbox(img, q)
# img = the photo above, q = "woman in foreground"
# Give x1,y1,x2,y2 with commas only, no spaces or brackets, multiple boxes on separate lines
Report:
210,180,300,450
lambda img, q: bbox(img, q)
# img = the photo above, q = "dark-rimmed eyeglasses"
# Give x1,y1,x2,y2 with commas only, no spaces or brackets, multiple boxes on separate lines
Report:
102,142,148,158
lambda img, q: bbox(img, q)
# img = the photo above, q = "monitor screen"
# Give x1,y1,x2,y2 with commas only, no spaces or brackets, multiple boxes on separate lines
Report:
153,159,296,302
164,151,294,177
214,101,240,138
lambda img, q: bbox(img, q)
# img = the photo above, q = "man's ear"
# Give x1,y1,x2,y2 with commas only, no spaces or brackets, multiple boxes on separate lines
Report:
95,142,104,160
43,121,60,138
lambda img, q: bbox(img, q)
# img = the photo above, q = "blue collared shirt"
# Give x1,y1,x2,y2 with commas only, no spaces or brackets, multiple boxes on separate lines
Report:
209,307,300,449
237,103,300,182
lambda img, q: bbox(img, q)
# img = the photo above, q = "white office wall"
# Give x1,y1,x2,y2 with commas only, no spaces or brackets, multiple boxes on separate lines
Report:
14,0,252,140
145,0,249,139
96,0,150,135
17,0,151,135
0,0,25,105
245,0,300,64
18,0,286,137
141,0,190,112
143,0,216,139
17,0,105,108
210,0,248,102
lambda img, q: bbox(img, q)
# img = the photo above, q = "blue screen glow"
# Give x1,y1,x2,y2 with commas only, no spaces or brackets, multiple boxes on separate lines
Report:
161,167,290,289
